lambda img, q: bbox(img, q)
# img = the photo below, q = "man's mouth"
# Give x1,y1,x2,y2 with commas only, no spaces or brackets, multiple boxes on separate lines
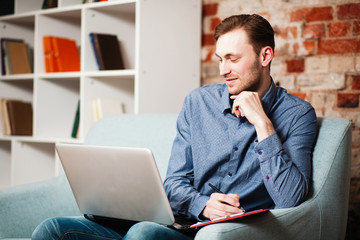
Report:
225,77,238,82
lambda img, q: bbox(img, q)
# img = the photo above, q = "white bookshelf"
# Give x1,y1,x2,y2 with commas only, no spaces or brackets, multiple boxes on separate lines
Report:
0,0,201,188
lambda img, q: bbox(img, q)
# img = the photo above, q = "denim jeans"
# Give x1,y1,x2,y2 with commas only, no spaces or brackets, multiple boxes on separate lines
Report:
31,216,195,240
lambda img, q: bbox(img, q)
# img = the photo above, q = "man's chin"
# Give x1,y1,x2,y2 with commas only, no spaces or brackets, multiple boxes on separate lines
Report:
227,86,243,96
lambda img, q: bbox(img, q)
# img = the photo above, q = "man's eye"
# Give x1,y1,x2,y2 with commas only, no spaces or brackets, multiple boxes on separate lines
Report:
230,58,240,62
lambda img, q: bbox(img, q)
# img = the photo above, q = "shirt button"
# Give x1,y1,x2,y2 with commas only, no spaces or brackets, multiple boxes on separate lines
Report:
228,172,233,177
266,175,269,180
234,147,238,151
258,150,263,155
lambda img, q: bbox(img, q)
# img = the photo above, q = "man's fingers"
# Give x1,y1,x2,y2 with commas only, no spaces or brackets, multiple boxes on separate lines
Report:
203,193,245,220
214,193,240,207
232,101,242,118
231,95,244,118
227,193,240,204
209,193,242,214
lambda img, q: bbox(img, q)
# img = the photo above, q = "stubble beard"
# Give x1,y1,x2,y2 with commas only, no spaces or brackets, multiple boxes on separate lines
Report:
227,60,262,96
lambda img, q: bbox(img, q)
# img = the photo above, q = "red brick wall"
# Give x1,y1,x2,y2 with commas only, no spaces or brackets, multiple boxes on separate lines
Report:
201,0,360,237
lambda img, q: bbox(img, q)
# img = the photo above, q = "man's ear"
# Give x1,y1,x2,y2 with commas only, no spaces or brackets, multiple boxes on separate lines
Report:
260,46,273,67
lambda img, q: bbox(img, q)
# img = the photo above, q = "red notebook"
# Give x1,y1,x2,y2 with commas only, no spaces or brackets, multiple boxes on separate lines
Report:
189,209,269,229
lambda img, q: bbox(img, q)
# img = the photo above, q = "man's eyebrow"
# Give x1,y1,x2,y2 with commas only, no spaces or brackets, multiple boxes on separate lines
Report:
215,52,239,58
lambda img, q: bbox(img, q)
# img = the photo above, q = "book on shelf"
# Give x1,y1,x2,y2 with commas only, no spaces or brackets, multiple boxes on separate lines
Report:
42,0,58,9
0,99,32,136
0,99,11,136
7,100,33,136
0,0,14,16
89,33,125,70
42,36,80,73
92,98,124,123
1,38,32,75
43,36,58,72
71,100,80,138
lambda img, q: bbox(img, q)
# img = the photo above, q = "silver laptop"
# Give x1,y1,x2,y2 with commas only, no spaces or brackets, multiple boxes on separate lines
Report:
56,143,175,226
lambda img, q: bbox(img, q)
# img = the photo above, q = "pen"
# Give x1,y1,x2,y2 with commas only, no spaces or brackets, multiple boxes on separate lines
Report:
208,183,245,212
208,183,223,193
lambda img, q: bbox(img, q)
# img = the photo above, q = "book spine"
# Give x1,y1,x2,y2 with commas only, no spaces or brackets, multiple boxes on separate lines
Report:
0,99,10,135
7,41,31,74
51,36,62,72
1,39,6,75
89,33,102,70
3,41,13,74
92,34,106,70
71,101,80,138
43,36,59,72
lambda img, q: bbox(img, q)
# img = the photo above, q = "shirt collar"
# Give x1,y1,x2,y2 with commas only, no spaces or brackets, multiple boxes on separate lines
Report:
221,86,232,113
261,79,276,116
221,78,277,116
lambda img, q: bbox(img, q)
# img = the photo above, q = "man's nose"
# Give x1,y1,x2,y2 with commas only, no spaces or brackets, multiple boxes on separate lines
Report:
219,61,231,76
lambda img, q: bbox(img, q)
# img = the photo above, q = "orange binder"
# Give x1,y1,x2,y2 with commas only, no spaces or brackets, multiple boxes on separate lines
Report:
52,37,80,72
43,36,59,72
43,36,80,72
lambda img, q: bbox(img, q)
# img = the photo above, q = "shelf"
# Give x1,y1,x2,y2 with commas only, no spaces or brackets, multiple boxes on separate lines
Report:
15,0,43,15
35,9,82,74
0,14,35,70
0,79,33,102
84,69,135,77
37,72,81,79
0,13,35,24
34,78,80,139
11,140,57,186
83,2,136,72
60,0,84,8
0,140,11,188
0,74,34,80
0,0,201,189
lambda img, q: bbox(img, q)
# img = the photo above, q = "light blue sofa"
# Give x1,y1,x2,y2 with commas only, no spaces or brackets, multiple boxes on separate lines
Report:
0,115,351,239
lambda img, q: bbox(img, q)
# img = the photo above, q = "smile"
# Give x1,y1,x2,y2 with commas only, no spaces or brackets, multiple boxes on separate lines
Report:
225,78,238,83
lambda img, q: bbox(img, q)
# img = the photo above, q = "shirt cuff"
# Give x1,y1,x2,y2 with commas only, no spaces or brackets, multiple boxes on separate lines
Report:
254,133,282,163
190,195,210,221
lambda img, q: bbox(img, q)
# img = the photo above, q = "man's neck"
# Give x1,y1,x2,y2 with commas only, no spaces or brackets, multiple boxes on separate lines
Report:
257,74,272,99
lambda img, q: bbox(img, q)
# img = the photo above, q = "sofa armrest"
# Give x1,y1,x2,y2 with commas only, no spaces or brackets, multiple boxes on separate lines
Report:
0,176,81,239
195,118,351,240
195,199,320,240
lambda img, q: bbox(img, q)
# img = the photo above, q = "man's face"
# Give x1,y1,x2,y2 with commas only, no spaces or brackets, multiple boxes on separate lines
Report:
215,28,262,96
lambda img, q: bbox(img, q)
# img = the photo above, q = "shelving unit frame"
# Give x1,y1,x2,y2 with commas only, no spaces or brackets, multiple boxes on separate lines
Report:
0,0,201,188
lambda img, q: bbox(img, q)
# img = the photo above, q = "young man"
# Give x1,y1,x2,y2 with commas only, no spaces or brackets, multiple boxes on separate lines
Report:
32,14,317,240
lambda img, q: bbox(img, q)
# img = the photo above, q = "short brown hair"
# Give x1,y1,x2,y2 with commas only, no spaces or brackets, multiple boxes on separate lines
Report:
214,14,275,56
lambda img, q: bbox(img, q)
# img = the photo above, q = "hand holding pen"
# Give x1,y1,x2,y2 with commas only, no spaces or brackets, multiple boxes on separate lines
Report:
201,183,245,221
208,183,245,212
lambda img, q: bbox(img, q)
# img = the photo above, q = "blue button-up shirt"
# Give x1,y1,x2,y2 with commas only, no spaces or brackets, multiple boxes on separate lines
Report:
164,81,317,221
